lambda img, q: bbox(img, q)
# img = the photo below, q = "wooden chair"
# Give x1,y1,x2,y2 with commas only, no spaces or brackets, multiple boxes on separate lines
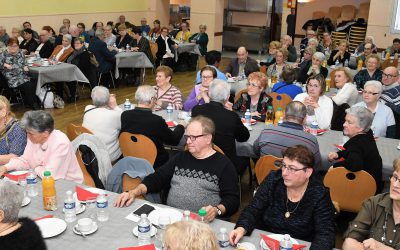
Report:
150,42,158,61
381,57,399,70
260,65,267,74
268,92,292,113
328,6,342,23
76,150,96,187
323,167,376,213
356,2,370,21
331,31,348,48
234,89,248,103
255,155,282,184
122,174,144,199
119,132,157,166
337,5,357,24
67,123,93,141
312,11,327,20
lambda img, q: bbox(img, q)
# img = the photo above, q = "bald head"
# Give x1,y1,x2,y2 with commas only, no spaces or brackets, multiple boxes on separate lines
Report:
237,46,248,63
382,66,399,86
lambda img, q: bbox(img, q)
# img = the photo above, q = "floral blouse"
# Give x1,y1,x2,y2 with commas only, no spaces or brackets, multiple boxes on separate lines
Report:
0,50,30,88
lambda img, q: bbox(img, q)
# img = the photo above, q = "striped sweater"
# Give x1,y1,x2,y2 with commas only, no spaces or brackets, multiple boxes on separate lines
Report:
154,85,183,111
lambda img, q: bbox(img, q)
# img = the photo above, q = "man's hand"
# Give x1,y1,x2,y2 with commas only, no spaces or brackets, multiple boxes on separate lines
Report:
224,101,233,111
225,72,232,78
203,205,218,222
229,227,246,246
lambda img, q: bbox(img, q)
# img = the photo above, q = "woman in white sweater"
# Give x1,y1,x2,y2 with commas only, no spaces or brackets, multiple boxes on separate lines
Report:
294,74,333,129
331,67,359,106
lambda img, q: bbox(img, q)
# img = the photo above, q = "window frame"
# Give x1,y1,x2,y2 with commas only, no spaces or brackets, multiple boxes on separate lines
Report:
391,0,400,34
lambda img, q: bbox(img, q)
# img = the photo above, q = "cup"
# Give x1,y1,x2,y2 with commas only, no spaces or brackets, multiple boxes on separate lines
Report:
42,61,49,66
77,218,94,232
158,215,171,230
18,176,27,197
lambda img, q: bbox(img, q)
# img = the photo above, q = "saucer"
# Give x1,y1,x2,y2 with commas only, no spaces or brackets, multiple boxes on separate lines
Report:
73,222,98,235
63,204,86,215
132,225,157,237
21,196,31,207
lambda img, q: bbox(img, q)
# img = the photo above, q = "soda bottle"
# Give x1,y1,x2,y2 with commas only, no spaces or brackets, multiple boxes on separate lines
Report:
217,227,229,248
244,109,251,126
357,59,363,70
280,234,293,250
138,214,151,245
124,99,132,110
64,190,76,223
96,191,109,222
26,170,38,197
274,107,284,126
265,106,274,126
197,208,207,222
42,171,57,211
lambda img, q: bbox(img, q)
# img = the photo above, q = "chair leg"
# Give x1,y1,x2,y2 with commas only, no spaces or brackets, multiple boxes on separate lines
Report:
109,71,116,88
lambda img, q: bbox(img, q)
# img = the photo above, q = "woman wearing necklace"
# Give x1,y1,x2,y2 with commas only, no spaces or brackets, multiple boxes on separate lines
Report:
229,145,336,249
153,66,183,111
266,47,289,81
0,182,46,249
0,96,27,165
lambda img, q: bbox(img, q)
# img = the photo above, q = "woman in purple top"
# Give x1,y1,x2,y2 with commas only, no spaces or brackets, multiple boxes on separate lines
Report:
183,66,216,111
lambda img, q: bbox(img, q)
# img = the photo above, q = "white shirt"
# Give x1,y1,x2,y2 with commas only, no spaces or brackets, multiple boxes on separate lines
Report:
34,43,45,55
55,45,71,61
294,93,334,129
162,35,174,59
332,82,360,106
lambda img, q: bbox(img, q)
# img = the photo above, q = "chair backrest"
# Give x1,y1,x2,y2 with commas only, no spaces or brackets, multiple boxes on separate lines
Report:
268,92,292,113
357,2,370,20
67,123,93,141
328,6,342,21
76,150,96,187
340,5,357,21
234,89,248,103
323,167,376,213
331,31,348,48
255,155,282,184
312,11,327,20
119,132,157,166
381,57,399,70
150,42,158,60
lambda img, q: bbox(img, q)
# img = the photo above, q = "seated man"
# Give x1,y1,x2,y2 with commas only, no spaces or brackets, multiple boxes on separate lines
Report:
120,85,184,168
386,38,400,56
49,34,74,62
195,50,227,84
356,42,373,68
33,29,54,58
224,47,259,78
140,18,151,35
381,66,400,115
83,86,122,163
253,101,322,170
115,116,240,221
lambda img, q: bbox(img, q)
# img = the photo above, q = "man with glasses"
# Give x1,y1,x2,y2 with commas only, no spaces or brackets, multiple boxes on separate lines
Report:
381,66,400,138
300,30,316,57
115,115,240,222
33,29,54,58
357,42,373,67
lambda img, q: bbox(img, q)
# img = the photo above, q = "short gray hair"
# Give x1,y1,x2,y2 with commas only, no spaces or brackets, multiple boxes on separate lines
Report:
0,181,23,223
20,110,54,133
91,86,110,107
313,52,326,61
364,80,383,94
63,34,72,42
95,28,104,37
345,106,374,132
209,79,230,103
135,85,157,104
285,101,307,123
308,38,318,45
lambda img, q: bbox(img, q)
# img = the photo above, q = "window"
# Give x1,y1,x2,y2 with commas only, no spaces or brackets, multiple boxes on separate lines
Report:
391,0,400,33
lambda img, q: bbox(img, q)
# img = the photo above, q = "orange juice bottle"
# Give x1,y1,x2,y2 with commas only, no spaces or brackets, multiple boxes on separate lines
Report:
274,107,284,126
42,170,57,211
357,59,363,70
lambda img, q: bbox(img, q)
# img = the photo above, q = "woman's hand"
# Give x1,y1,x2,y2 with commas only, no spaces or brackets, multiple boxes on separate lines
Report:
304,97,319,109
23,66,29,72
3,63,12,70
114,190,135,207
132,47,139,52
229,227,246,245
327,152,338,162
251,111,261,117
363,238,393,250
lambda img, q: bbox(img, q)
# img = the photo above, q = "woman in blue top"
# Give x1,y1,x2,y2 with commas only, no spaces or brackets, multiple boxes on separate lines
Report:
271,65,303,99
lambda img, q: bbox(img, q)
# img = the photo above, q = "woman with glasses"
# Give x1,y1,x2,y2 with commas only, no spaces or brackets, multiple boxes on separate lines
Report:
354,54,383,90
353,80,396,138
259,41,281,67
115,24,132,49
184,66,216,111
229,145,336,249
297,52,328,84
294,74,333,129
342,159,400,250
328,106,383,192
297,46,316,71
233,72,272,121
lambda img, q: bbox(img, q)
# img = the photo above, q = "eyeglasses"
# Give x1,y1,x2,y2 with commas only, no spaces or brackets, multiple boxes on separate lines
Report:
391,175,400,183
307,83,320,88
201,75,213,79
382,73,398,78
362,90,379,95
183,134,206,142
278,162,308,174
364,47,372,50
246,82,260,88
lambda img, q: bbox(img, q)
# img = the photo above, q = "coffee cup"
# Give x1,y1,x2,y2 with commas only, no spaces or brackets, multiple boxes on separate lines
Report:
77,218,94,232
42,61,49,66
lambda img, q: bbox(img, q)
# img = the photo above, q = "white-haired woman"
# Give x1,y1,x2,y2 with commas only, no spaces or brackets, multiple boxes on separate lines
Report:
297,52,328,84
189,24,208,56
281,35,297,62
331,67,359,106
353,80,396,138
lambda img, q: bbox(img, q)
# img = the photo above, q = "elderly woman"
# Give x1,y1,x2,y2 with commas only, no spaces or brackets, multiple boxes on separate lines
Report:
0,96,27,165
271,65,303,99
353,80,396,138
328,106,383,192
267,47,289,80
0,38,39,109
155,27,176,69
297,46,316,71
233,72,272,121
189,24,208,56
297,52,328,84
294,74,333,129
320,32,335,57
153,65,183,111
354,36,378,56
103,25,116,47
230,145,336,249
281,35,297,62
0,181,46,249
184,66,216,111
164,221,219,250
327,39,351,66
331,67,359,106
260,41,281,67
0,111,83,183
354,54,383,90
342,159,400,250
130,26,153,63
307,38,324,53
149,19,161,40
175,21,192,43
83,86,122,162
115,24,133,49
19,28,38,55
49,34,74,62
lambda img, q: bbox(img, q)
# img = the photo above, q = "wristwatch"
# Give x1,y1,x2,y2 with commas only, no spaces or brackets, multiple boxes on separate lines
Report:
215,206,222,216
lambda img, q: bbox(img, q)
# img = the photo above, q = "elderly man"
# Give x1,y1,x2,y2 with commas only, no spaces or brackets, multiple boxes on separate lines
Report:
224,47,259,78
357,42,373,67
140,18,151,35
192,80,250,173
253,101,322,170
115,115,240,221
115,15,132,30
120,85,184,168
387,38,400,56
0,26,9,45
381,66,400,138
22,21,39,40
33,29,54,58
83,86,122,162
88,29,118,75
54,25,68,46
195,50,227,84
300,30,316,56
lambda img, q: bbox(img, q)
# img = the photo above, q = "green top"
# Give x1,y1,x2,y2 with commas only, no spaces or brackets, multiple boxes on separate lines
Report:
277,107,283,111
198,208,206,216
44,170,51,177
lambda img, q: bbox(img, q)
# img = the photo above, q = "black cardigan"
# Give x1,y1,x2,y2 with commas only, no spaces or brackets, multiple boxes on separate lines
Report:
297,60,328,84
38,40,54,58
327,50,351,66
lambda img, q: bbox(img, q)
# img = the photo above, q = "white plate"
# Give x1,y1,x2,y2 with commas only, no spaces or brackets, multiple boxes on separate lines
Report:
237,242,256,250
148,208,183,226
63,204,86,215
36,218,67,238
73,187,103,203
132,225,157,237
73,222,98,235
260,234,299,249
21,196,31,207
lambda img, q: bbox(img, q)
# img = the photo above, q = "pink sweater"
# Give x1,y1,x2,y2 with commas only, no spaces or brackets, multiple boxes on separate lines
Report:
6,130,83,183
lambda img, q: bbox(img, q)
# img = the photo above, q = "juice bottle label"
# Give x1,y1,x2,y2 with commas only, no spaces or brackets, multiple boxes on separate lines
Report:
43,195,57,211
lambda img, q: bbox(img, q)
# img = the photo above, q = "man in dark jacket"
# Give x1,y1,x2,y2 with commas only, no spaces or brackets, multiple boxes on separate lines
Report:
224,46,259,78
34,29,54,58
88,29,117,74
155,27,176,69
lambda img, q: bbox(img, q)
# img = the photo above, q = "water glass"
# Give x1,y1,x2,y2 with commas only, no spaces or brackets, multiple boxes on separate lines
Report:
18,176,27,196
85,197,97,220
158,215,171,230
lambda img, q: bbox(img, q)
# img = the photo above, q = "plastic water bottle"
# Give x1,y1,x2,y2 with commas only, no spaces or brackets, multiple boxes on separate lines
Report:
26,170,38,197
344,59,349,67
52,55,57,64
197,208,207,222
182,210,191,221
96,191,109,222
166,103,174,121
124,99,132,110
310,121,318,136
64,190,76,223
244,109,251,126
335,59,340,68
278,117,284,126
280,234,293,250
217,227,229,248
126,44,131,51
138,214,151,245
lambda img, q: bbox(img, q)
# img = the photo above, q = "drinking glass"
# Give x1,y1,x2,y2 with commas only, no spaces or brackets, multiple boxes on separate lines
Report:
18,176,27,197
85,197,97,220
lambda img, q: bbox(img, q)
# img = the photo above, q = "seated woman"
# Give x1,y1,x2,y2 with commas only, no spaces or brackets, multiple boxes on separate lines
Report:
0,181,46,249
11,27,23,44
0,111,84,183
0,96,27,165
155,27,176,69
184,66,216,111
175,21,192,43
281,35,297,62
297,52,328,84
297,46,316,71
294,74,333,129
267,47,289,80
328,106,383,193
103,25,116,47
19,28,38,55
353,80,396,138
189,24,209,56
354,54,383,90
229,145,336,250
153,66,183,111
149,19,161,40
320,32,335,57
49,34,74,62
164,221,219,250
233,72,272,121
331,67,359,106
342,159,400,250
271,65,303,99
327,39,351,66
0,38,39,109
259,41,281,67
115,24,132,49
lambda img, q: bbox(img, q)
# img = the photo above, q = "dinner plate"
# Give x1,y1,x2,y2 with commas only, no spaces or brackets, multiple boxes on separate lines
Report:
21,196,31,207
259,234,299,249
73,187,103,203
132,225,157,237
148,208,183,226
36,218,67,238
241,118,257,125
73,222,98,236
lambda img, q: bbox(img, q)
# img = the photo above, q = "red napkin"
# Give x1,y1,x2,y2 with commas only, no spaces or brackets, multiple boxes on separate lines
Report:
334,144,345,151
4,173,28,181
76,186,99,201
34,215,54,221
190,212,198,220
119,245,156,250
166,121,176,127
260,234,306,250
31,63,41,67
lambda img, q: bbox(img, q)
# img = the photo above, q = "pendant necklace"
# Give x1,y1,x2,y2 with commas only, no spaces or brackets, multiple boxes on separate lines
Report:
285,189,306,219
